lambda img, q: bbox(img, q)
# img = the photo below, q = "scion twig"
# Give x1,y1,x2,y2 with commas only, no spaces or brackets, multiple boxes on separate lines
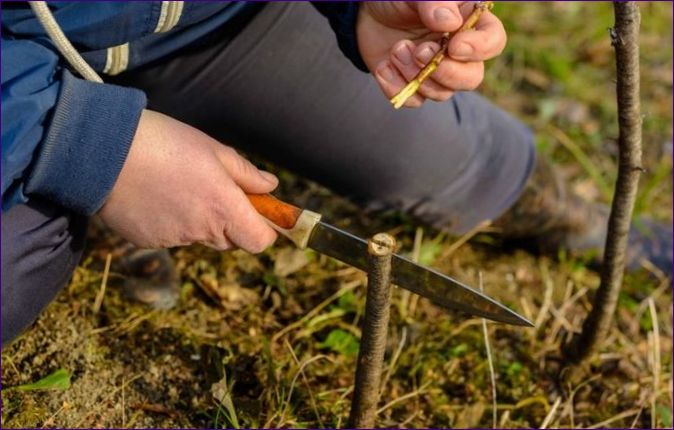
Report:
390,1,494,109
564,1,643,365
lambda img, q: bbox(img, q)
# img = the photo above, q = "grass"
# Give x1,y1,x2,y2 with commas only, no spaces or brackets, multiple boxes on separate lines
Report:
2,2,672,428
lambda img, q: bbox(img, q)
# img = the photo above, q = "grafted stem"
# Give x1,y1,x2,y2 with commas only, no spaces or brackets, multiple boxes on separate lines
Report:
348,233,395,428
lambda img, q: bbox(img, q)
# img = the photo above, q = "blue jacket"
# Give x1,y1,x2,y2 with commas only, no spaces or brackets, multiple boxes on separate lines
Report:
1,1,364,214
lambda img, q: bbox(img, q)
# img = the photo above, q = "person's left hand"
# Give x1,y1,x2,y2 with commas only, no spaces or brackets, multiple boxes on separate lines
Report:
356,1,507,107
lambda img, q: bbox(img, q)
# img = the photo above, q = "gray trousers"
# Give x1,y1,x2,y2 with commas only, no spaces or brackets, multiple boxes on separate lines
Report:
1,2,534,345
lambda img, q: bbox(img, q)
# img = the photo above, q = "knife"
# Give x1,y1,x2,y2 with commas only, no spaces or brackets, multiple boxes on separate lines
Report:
247,194,533,327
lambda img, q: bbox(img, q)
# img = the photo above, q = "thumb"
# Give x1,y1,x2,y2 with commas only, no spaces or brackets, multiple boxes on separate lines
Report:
216,146,279,194
414,1,464,33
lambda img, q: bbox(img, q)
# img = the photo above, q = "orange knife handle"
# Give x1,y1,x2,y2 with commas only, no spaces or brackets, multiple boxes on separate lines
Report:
247,193,302,229
246,193,322,249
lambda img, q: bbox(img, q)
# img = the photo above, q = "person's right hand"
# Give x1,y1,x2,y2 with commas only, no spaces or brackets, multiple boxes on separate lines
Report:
98,109,278,252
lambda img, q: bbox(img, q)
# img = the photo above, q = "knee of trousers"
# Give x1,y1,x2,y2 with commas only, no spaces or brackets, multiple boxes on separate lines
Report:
348,96,536,235
1,198,88,347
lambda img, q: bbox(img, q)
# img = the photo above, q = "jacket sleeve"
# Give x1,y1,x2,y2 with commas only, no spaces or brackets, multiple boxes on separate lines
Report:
311,2,369,72
2,36,147,215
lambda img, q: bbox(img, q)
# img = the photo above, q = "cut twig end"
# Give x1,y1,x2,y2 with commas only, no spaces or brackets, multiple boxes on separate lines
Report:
368,233,396,256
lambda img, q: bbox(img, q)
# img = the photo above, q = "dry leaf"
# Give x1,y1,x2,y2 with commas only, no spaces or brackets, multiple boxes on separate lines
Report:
455,402,485,428
198,274,259,310
216,283,259,310
274,248,309,277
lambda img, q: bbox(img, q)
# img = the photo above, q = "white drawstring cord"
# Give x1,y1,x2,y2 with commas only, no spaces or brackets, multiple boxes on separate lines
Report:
29,1,103,83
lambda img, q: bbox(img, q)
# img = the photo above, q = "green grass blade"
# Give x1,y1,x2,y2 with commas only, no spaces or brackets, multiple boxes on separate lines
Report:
9,369,71,392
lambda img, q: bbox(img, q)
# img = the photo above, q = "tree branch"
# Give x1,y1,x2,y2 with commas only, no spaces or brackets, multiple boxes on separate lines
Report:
565,1,643,364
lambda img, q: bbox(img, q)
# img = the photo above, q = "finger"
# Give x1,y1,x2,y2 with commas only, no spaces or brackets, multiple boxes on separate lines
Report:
392,40,453,101
447,8,506,61
216,146,279,194
414,41,484,91
213,179,278,254
413,1,464,33
374,60,425,108
390,40,421,80
200,236,233,252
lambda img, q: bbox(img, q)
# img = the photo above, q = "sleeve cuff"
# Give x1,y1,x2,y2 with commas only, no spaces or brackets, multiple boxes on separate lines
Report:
25,70,147,215
312,1,369,72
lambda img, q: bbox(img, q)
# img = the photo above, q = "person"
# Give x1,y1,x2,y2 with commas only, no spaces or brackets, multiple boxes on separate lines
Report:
2,2,670,346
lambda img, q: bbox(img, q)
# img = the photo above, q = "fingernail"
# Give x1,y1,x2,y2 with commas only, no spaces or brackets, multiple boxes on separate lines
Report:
259,170,278,184
434,7,453,22
394,44,413,65
452,42,473,59
416,46,438,64
377,63,395,82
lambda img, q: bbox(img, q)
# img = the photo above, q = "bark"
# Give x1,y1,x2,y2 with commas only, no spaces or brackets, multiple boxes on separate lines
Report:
565,1,643,364
348,233,395,428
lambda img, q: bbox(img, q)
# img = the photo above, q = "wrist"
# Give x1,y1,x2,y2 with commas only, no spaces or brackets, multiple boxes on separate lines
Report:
25,70,146,215
313,2,369,73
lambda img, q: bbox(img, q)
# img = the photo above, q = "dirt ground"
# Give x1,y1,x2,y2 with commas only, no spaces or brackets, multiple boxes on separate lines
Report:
2,2,672,428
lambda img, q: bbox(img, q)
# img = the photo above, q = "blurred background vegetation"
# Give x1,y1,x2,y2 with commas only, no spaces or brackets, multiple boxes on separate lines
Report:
2,2,672,428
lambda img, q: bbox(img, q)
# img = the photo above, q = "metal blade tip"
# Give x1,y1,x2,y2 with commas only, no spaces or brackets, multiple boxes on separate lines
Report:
496,308,535,327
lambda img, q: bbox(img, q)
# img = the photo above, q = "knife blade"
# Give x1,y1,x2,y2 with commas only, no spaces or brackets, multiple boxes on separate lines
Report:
247,193,533,327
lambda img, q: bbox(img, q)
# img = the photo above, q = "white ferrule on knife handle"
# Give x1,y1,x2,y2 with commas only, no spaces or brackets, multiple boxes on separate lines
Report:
271,209,322,249
246,193,322,249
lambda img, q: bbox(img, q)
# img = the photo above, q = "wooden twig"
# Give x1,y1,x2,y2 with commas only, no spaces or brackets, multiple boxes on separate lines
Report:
647,298,661,429
348,233,395,428
564,1,643,364
540,397,562,429
93,253,112,314
284,339,324,428
390,1,494,109
479,273,498,429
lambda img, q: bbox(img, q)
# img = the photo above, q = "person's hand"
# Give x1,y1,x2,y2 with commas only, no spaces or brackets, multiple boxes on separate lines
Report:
99,110,278,252
357,1,507,107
